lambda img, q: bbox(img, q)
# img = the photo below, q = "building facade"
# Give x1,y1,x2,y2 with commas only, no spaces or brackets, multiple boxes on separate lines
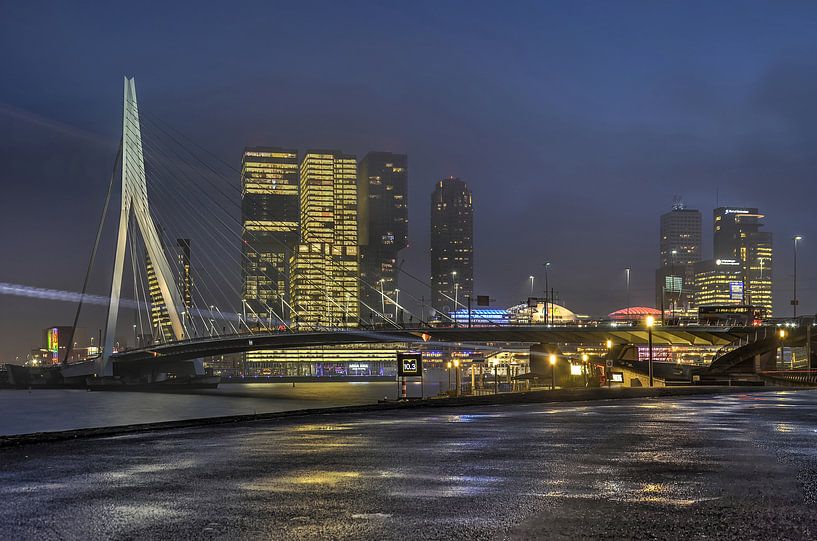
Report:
430,177,474,314
146,238,193,342
713,207,773,315
693,258,745,307
240,147,300,323
655,202,702,314
290,151,359,328
358,152,408,323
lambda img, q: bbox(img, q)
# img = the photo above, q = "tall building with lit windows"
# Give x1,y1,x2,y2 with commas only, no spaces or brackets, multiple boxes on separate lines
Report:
290,150,359,328
693,258,744,307
655,201,701,313
240,147,300,322
430,177,473,314
358,152,408,323
146,238,192,343
713,207,773,315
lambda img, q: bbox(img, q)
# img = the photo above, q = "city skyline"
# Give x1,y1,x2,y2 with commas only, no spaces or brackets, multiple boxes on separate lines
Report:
2,2,817,362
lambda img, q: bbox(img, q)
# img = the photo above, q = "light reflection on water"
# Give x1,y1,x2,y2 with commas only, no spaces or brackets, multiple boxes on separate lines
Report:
0,382,437,436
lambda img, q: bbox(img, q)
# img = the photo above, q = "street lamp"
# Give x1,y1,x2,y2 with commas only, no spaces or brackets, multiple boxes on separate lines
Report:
446,361,452,392
625,268,631,320
529,275,535,298
453,358,460,396
544,262,551,326
379,279,386,322
581,353,589,387
646,315,655,387
793,236,803,318
549,353,557,390
779,328,787,368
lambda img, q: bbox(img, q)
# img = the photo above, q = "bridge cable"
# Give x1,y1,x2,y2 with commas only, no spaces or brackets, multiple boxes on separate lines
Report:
126,119,386,331
131,107,417,328
62,140,122,365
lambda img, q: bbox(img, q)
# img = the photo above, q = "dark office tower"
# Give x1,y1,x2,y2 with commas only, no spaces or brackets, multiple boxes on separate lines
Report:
146,238,193,343
241,148,300,321
176,239,192,311
430,177,473,315
713,207,773,314
654,200,702,314
358,152,408,322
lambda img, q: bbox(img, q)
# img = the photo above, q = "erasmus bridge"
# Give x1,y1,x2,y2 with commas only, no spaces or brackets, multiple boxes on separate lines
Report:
43,78,812,387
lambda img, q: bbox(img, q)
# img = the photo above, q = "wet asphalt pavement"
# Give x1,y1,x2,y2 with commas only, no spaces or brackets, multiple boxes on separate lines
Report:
3,390,817,540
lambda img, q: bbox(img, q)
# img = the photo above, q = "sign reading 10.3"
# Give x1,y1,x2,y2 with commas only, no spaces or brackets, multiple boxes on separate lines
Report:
397,352,423,377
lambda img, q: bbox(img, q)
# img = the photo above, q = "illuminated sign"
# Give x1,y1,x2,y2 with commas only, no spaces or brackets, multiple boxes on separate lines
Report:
610,372,624,383
729,281,744,301
716,259,740,266
570,364,583,376
397,352,422,377
724,209,749,214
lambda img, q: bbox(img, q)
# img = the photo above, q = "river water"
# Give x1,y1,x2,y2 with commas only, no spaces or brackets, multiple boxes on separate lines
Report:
0,381,443,436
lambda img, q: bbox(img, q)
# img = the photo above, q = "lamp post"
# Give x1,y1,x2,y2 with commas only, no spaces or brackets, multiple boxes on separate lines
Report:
625,268,631,321
793,236,803,318
646,315,655,387
453,282,459,327
549,353,557,390
379,279,386,322
544,262,551,325
529,275,535,298
581,353,589,387
446,361,452,393
779,328,787,369
453,359,460,397
670,250,678,316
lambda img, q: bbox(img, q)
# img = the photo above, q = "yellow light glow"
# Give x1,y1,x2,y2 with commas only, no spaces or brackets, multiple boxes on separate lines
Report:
581,353,589,362
548,354,556,365
446,361,452,369
779,329,786,339
646,315,655,327
453,359,460,368
570,364,582,376
606,339,613,349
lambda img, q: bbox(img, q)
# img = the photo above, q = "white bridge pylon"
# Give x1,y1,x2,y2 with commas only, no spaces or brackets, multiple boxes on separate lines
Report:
100,77,185,376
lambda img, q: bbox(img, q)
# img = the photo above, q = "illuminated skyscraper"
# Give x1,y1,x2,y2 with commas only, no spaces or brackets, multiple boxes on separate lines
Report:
146,238,193,342
693,258,744,307
241,148,299,321
290,151,359,328
655,201,701,313
713,207,773,314
358,152,408,322
430,177,473,314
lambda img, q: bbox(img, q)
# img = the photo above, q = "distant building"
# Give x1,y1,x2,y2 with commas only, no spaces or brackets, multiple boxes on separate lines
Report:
713,207,773,314
40,326,91,365
655,200,701,314
693,258,745,307
240,147,300,322
290,150,359,328
430,177,473,315
358,152,408,323
146,238,193,342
